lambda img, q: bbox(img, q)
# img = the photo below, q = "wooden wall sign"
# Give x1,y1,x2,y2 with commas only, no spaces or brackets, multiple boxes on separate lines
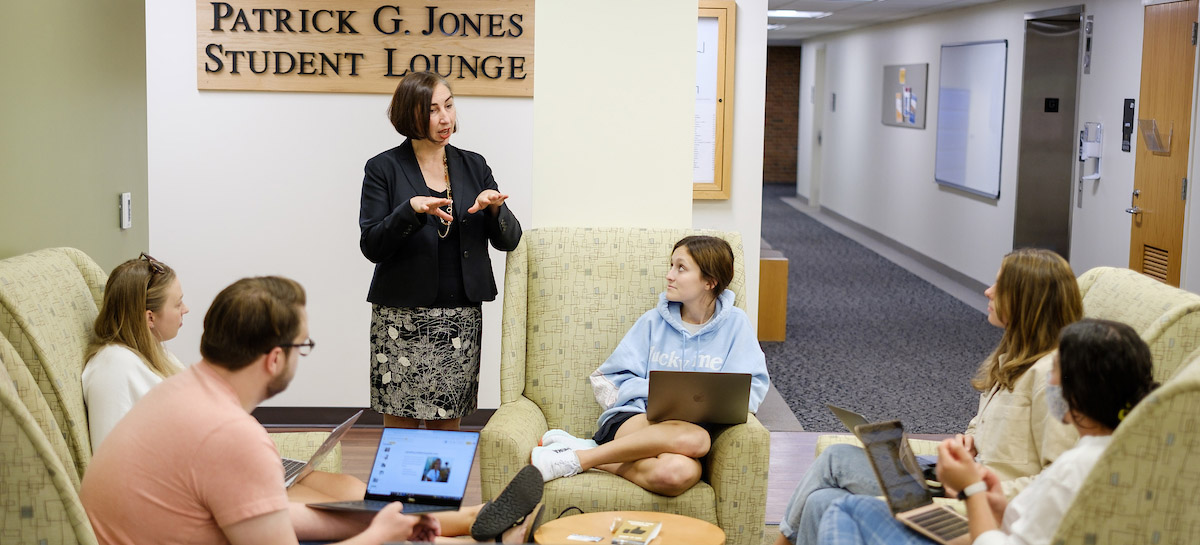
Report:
197,0,534,97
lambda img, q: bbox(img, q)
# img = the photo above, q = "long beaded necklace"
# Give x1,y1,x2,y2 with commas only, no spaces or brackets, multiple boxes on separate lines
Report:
437,153,452,239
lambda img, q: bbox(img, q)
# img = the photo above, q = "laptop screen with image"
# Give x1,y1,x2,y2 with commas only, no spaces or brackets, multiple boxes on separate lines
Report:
364,428,479,502
858,421,932,514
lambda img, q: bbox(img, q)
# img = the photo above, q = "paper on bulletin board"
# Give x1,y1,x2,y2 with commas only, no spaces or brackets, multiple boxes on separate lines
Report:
694,16,719,185
881,63,927,129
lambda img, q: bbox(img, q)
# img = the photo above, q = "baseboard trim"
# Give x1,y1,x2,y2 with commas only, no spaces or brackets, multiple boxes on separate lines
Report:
252,407,496,430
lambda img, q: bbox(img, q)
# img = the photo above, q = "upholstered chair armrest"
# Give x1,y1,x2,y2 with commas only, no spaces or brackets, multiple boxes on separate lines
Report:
270,431,341,473
479,396,548,501
814,434,940,457
707,414,769,545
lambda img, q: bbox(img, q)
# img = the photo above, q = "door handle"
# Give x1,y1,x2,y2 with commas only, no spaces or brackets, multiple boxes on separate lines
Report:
1126,189,1142,214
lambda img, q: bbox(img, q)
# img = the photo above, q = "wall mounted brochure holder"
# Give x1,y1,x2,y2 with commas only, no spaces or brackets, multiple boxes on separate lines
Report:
1079,122,1102,181
1139,119,1172,154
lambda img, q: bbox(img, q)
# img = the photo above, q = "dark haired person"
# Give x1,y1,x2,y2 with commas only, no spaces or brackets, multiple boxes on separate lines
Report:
818,318,1159,545
531,236,770,497
80,277,544,544
360,70,522,431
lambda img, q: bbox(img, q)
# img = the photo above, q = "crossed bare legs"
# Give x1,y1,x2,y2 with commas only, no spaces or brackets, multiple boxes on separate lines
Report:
535,414,711,497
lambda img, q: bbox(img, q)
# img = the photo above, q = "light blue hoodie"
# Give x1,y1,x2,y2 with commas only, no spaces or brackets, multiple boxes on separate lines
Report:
589,289,770,429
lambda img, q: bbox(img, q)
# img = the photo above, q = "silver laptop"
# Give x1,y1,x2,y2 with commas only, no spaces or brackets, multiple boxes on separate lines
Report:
858,420,970,545
646,371,750,425
309,427,480,514
283,410,363,488
825,403,933,474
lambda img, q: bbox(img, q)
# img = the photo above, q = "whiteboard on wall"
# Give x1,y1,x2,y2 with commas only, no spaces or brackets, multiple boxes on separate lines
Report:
934,40,1008,199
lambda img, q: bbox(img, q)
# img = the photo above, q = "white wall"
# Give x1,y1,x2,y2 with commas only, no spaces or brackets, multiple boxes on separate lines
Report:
694,0,767,323
797,0,1154,287
146,0,766,409
532,0,695,228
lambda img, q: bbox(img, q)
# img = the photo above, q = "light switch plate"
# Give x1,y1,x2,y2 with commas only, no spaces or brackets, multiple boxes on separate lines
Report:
120,192,132,230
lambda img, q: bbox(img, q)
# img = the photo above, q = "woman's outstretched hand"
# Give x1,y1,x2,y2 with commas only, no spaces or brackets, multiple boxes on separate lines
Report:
410,196,454,222
467,189,509,214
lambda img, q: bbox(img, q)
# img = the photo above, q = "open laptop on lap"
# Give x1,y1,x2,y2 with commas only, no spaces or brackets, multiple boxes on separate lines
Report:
646,370,751,425
858,420,970,545
283,410,363,488
826,403,938,475
309,427,480,514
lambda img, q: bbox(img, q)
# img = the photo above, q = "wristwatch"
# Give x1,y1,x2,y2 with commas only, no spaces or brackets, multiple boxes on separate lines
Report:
957,481,988,500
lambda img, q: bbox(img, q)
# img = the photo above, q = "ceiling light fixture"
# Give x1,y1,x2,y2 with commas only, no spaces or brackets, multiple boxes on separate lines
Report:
767,23,788,30
767,10,832,19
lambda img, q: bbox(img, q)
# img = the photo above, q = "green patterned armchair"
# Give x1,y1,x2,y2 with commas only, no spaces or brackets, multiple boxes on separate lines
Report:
1075,266,1200,382
1051,349,1200,544
479,227,770,545
0,359,97,544
0,248,339,485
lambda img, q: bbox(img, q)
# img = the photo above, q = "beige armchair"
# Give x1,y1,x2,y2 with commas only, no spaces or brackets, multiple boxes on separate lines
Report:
479,227,770,545
1076,266,1200,382
0,359,97,544
1051,349,1200,544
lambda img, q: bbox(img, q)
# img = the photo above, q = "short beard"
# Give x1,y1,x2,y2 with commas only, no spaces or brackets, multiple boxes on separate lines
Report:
265,367,292,399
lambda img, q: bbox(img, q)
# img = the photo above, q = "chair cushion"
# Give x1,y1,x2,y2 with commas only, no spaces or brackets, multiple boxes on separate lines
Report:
543,470,717,523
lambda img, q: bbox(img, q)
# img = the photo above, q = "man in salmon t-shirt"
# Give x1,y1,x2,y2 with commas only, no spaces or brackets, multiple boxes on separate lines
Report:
80,276,436,545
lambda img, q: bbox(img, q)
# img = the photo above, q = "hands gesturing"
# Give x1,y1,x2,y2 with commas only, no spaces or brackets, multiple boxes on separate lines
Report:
467,189,509,214
410,196,454,222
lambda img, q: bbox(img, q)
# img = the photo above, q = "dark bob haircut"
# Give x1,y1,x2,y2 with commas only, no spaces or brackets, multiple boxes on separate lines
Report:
387,71,457,140
1058,318,1158,430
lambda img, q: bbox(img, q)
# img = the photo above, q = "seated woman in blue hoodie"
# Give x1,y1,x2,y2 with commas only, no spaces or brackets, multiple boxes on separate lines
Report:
529,235,770,496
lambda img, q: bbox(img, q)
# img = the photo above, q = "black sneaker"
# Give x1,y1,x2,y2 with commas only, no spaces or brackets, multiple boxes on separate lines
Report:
470,465,544,541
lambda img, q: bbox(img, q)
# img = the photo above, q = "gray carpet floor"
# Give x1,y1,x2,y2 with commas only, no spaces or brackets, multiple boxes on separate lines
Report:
760,184,1002,433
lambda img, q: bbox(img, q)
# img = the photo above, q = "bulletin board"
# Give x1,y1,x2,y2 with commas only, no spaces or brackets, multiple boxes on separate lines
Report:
881,64,928,129
693,0,736,200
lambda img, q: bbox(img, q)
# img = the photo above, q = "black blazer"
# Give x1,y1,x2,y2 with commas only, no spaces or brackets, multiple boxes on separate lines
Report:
359,140,522,307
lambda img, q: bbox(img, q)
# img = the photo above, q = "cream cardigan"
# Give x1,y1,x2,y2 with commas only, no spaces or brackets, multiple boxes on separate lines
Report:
967,351,1080,497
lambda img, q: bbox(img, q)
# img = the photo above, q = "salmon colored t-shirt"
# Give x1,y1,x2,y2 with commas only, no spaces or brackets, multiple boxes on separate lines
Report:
80,361,289,545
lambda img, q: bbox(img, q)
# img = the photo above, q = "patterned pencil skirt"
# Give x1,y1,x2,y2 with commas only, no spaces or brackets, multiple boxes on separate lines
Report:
369,304,482,420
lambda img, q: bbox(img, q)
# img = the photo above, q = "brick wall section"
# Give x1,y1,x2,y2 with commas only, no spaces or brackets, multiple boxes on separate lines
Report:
764,46,801,184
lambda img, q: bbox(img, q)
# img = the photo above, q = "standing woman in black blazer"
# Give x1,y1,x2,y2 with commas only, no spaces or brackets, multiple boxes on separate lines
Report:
359,71,522,430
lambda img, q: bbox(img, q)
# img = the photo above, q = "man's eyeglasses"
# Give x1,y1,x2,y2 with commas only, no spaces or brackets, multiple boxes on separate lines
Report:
138,252,166,275
279,339,316,357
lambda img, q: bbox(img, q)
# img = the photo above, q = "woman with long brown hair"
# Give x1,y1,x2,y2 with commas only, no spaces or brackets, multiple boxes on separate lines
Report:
775,248,1083,545
83,253,187,450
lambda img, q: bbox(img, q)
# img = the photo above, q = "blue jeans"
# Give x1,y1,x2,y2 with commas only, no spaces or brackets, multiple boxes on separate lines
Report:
779,444,883,545
818,496,934,545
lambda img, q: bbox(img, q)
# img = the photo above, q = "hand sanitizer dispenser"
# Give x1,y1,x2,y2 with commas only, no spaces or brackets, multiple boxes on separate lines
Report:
1079,122,1102,180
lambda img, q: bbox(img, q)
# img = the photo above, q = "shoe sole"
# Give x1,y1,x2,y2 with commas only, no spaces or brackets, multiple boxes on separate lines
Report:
470,465,544,541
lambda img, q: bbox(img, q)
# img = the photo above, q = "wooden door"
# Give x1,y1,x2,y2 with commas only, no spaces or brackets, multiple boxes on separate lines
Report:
1130,0,1198,286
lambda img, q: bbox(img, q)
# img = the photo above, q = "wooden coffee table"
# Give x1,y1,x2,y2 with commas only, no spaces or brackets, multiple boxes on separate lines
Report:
533,510,724,545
